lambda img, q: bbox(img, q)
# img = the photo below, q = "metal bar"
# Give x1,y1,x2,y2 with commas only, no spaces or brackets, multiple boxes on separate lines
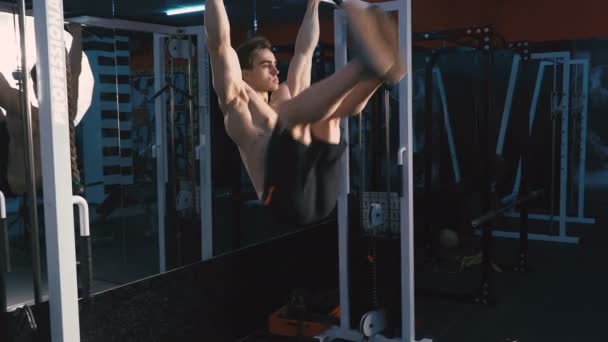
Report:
18,0,43,305
0,191,8,313
577,59,590,218
180,26,205,35
471,189,543,229
187,37,196,191
168,38,180,267
559,56,572,238
496,54,520,155
488,230,578,244
433,67,461,183
334,8,351,332
67,16,180,35
511,61,550,197
413,27,489,42
73,196,92,298
504,212,595,224
153,33,167,272
396,0,418,339
384,88,391,236
32,0,81,339
423,56,434,258
197,29,214,261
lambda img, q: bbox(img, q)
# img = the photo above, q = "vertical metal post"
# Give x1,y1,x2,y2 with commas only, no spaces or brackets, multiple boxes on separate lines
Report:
197,29,213,261
559,57,571,238
167,38,180,267
433,67,461,183
0,191,8,313
153,33,167,272
577,60,589,218
423,55,434,258
333,8,351,332
511,61,549,197
398,0,416,339
496,54,521,156
18,0,43,305
33,0,81,340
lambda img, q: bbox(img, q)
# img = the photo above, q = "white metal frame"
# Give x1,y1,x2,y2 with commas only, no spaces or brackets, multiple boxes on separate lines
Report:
494,51,594,244
153,33,168,272
153,27,214,271
30,12,213,342
325,1,430,341
194,28,214,261
33,0,80,341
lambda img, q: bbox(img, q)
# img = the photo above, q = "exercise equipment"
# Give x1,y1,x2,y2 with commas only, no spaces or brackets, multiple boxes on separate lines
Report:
15,0,43,306
495,49,594,243
318,2,431,341
0,191,9,313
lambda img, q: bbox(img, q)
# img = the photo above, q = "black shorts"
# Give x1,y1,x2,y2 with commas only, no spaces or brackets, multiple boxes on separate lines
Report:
262,122,347,226
0,119,13,197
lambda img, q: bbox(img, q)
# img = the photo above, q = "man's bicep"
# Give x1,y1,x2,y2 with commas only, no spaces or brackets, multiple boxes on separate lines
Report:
209,45,243,105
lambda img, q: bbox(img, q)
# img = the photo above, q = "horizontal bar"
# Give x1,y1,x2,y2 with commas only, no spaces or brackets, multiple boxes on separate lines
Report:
485,230,579,244
413,26,491,42
530,51,570,60
179,26,204,35
504,212,596,224
471,189,543,228
67,16,180,35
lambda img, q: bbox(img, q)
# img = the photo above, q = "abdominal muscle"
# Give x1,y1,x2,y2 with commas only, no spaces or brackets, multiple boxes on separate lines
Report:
224,83,278,200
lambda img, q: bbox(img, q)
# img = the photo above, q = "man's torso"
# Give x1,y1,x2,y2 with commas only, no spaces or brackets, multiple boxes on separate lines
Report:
222,81,312,199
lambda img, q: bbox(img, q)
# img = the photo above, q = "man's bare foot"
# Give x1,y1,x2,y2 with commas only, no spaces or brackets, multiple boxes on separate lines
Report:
342,2,403,83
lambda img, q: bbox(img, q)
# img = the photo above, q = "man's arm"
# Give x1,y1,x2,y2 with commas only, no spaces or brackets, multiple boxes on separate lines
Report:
286,0,320,95
205,0,243,108
271,0,320,108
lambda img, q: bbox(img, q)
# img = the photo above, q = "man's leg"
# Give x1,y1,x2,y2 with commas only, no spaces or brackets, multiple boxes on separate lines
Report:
278,4,402,127
310,78,383,144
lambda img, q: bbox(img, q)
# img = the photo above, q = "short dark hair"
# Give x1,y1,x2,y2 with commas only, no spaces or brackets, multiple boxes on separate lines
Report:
236,36,272,70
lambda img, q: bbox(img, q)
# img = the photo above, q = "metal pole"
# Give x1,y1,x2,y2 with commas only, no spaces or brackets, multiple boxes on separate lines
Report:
187,35,196,199
32,0,81,339
168,37,180,267
0,191,9,313
334,8,351,332
197,30,213,261
423,55,435,258
153,33,167,272
18,0,43,305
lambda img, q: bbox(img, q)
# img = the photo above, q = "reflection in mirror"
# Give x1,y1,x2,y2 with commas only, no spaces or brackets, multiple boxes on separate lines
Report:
0,1,94,309
77,28,164,289
72,25,207,285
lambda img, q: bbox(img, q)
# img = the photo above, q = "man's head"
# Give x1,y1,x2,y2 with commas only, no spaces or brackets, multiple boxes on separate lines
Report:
237,36,280,93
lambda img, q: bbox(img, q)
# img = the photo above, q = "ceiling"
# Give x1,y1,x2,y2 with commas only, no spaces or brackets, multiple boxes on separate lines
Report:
9,0,337,28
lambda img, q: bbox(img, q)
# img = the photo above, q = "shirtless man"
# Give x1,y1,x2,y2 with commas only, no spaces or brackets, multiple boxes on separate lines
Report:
205,0,404,225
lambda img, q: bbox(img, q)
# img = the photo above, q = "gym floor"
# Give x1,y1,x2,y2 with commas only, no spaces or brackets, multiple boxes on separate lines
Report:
415,219,607,342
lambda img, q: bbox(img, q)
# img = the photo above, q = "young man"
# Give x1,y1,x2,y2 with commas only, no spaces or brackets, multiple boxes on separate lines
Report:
205,0,404,225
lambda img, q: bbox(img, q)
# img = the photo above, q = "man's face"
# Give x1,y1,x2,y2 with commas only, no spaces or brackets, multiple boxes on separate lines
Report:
242,48,280,93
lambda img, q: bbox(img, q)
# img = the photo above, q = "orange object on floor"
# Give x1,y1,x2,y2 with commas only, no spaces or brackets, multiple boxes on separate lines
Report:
268,305,340,337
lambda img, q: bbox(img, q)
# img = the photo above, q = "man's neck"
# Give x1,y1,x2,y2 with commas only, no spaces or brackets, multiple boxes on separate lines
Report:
257,91,269,103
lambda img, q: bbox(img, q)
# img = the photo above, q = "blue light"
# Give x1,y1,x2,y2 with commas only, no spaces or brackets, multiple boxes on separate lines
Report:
165,4,205,16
